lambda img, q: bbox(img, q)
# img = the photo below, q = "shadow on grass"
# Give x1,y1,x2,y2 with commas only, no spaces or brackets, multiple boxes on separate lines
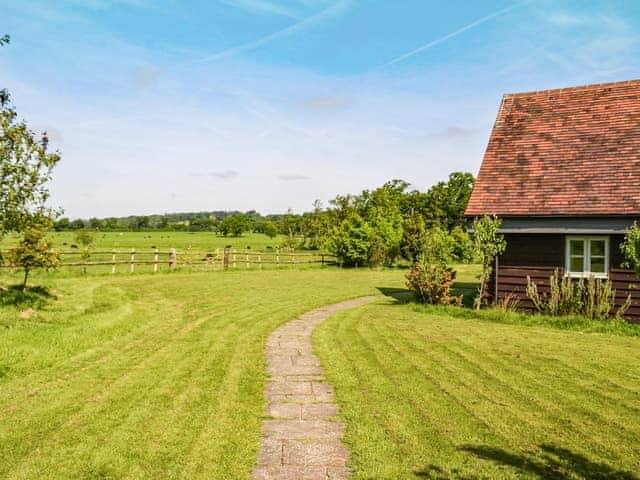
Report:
415,444,639,480
0,284,55,309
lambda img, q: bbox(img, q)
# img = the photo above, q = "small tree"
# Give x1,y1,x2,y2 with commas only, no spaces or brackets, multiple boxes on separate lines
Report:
263,220,278,239
75,229,95,273
621,222,640,278
6,222,60,289
473,215,506,309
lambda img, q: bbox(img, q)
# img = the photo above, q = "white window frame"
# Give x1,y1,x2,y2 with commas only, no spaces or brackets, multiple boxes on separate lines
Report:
564,236,609,279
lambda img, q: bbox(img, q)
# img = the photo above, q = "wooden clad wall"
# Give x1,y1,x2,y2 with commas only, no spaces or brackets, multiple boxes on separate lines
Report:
492,234,640,322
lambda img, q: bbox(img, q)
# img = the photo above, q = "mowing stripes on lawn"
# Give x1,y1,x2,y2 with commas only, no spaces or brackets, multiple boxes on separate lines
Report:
314,298,640,480
0,269,404,479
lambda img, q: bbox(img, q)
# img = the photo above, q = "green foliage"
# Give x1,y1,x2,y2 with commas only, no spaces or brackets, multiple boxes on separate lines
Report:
450,225,476,263
472,215,506,309
219,214,249,237
621,222,640,278
188,216,216,232
263,220,278,239
5,223,60,288
74,229,95,249
0,87,60,238
0,35,9,46
400,214,426,262
324,214,372,267
527,270,631,320
405,260,462,306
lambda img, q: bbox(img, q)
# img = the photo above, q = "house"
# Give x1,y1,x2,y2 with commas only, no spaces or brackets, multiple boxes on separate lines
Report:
465,79,640,321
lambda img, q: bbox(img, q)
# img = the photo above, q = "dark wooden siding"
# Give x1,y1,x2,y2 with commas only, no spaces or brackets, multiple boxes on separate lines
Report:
492,234,640,322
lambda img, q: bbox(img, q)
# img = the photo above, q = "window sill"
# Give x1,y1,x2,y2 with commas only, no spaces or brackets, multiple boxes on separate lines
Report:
565,272,609,279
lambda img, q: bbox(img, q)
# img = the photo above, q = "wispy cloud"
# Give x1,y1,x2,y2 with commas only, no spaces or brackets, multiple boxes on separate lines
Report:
222,0,300,18
278,173,310,181
383,2,527,67
198,0,351,62
428,126,476,139
211,170,239,179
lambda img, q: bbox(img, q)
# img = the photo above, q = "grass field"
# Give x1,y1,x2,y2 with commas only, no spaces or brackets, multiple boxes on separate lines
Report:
0,269,405,479
315,298,640,479
0,231,288,252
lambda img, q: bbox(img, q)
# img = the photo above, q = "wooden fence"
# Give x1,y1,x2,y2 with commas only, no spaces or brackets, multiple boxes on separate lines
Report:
0,248,337,273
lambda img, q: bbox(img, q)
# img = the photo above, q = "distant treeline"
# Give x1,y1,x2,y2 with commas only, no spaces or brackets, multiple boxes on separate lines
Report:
54,172,477,267
54,210,283,233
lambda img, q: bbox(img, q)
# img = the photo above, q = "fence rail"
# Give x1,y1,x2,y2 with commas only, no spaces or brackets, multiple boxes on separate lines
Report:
0,247,337,273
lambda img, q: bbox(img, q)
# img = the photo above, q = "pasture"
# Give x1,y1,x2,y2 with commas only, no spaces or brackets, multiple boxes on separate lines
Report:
315,298,640,479
0,231,286,252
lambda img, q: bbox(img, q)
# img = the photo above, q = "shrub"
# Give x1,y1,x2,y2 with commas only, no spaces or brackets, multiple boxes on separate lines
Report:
526,270,631,320
405,259,462,306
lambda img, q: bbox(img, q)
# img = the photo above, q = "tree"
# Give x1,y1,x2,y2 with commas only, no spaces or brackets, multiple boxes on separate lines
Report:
473,215,506,309
74,229,95,273
219,214,249,237
1,37,60,239
324,214,372,267
6,222,60,289
69,219,85,230
263,220,278,239
54,217,71,231
621,222,640,278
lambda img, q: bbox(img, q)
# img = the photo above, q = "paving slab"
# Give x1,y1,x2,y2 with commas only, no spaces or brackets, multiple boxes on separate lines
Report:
253,296,377,480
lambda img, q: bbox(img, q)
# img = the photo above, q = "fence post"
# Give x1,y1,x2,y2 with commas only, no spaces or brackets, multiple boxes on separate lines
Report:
169,248,177,270
223,247,230,270
232,249,237,268
321,254,325,266
154,248,159,273
276,249,280,266
112,250,117,274
292,251,295,265
258,254,262,269
130,248,135,273
245,252,249,268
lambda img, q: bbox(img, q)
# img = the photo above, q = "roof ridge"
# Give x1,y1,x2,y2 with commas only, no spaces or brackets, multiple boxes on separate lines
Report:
504,78,640,98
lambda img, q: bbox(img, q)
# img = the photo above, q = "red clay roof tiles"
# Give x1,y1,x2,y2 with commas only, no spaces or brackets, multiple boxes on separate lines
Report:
465,79,640,216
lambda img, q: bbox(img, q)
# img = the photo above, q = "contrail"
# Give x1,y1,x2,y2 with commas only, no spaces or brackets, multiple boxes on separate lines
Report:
384,2,526,67
198,0,352,63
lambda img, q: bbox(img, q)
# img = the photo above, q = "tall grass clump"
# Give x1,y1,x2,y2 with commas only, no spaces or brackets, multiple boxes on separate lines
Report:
526,270,631,320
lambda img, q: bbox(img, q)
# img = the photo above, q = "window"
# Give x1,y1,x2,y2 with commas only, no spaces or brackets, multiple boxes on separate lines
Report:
565,236,609,278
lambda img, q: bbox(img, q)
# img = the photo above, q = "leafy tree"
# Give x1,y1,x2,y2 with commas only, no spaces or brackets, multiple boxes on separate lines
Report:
6,222,60,289
263,220,278,239
324,214,372,267
621,222,640,278
219,214,249,237
70,219,85,230
450,225,476,263
418,172,475,230
54,217,71,231
189,216,215,232
279,209,300,249
1,38,60,239
74,229,95,273
401,214,427,262
88,217,103,229
473,215,506,309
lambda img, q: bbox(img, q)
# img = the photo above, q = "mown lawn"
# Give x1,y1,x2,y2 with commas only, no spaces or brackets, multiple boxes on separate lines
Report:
315,298,640,479
0,269,404,479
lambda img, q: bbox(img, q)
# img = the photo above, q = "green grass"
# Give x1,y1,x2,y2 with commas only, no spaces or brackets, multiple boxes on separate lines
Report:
315,298,640,479
0,269,404,479
0,231,288,252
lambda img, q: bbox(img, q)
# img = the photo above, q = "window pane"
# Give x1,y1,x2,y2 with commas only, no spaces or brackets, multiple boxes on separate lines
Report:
591,240,605,257
569,240,584,256
591,257,605,273
570,256,584,272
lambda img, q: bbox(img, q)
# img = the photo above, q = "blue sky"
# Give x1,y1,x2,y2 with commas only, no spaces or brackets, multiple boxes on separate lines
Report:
2,0,639,217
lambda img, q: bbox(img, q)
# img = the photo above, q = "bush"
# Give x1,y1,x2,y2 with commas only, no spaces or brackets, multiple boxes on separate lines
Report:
405,259,462,306
526,270,631,320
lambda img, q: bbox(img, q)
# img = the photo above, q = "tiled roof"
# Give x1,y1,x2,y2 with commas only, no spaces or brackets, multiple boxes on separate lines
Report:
465,79,640,216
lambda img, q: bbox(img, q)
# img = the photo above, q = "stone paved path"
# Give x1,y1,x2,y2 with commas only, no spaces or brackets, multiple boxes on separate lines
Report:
253,296,377,480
